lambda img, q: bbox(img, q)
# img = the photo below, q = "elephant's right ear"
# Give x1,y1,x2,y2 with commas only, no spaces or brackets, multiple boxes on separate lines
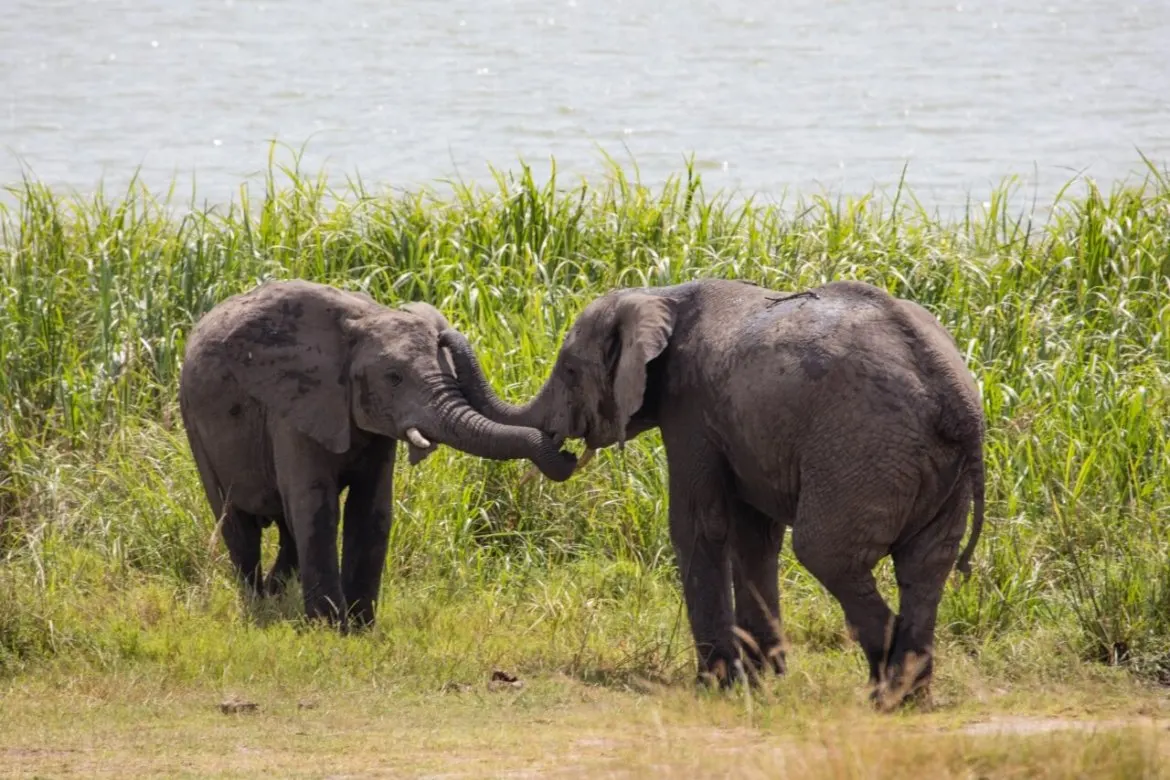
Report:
612,293,675,444
217,295,353,454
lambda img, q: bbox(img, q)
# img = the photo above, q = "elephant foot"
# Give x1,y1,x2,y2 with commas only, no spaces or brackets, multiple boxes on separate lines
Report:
263,569,296,598
302,592,348,631
732,626,788,681
901,681,934,711
695,654,747,691
742,648,788,687
343,602,378,633
869,679,933,713
869,650,933,713
759,642,788,677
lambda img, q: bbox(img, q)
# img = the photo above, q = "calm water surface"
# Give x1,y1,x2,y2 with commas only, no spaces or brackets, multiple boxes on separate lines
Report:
2,0,1168,211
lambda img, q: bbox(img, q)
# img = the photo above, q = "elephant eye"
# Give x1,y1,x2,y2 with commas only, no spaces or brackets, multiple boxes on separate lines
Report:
386,370,403,387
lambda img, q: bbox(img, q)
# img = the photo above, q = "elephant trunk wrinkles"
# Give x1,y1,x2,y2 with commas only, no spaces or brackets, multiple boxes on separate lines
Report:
429,383,574,482
440,329,548,429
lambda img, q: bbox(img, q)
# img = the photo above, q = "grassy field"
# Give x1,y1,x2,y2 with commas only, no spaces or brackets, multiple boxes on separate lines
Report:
2,152,1169,777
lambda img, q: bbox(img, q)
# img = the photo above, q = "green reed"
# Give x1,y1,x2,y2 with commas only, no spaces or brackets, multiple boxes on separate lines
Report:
1,147,1167,686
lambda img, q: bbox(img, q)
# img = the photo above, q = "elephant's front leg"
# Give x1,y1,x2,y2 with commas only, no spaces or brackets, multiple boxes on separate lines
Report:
665,438,739,688
274,434,345,626
340,438,396,629
730,504,787,679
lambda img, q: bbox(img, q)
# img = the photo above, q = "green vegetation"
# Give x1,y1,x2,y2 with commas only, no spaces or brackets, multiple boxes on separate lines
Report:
1,149,1168,775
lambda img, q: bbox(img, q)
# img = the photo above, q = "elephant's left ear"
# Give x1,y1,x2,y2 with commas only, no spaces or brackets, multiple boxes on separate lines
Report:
613,293,675,443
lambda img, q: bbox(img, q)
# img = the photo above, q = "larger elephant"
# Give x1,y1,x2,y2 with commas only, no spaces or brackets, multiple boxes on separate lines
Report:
443,278,985,708
179,279,577,629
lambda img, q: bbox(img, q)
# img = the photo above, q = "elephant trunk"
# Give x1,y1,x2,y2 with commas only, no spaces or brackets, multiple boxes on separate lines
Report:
428,382,575,482
439,329,547,429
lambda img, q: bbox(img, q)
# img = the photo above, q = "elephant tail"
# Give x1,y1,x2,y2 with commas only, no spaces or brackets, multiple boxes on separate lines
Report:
954,444,985,578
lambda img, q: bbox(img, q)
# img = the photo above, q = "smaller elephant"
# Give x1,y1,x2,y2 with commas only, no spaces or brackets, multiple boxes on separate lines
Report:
179,279,577,628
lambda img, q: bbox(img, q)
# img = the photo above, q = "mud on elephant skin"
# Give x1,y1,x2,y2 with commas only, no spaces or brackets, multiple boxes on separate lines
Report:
443,278,986,709
179,279,577,629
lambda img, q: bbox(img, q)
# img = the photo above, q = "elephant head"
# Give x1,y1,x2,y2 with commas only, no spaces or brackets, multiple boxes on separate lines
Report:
216,280,578,480
440,289,676,464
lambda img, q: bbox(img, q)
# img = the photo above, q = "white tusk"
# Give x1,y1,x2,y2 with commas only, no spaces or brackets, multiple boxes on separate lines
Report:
405,428,431,449
519,465,541,486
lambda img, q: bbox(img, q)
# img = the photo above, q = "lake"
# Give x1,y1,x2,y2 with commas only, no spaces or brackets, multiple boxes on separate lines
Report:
2,0,1167,213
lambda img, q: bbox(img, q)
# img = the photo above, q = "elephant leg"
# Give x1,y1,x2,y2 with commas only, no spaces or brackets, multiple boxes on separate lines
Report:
671,513,737,687
340,438,396,630
791,491,895,691
220,508,265,596
664,441,739,688
882,482,971,710
263,514,299,597
286,483,344,625
729,504,787,679
186,426,265,595
275,438,345,626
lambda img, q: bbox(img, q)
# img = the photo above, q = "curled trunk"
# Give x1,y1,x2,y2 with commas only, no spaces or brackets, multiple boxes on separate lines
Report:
428,382,575,482
439,329,547,428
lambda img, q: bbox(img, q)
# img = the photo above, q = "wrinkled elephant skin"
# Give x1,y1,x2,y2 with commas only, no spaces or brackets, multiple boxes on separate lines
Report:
446,279,986,706
179,279,576,629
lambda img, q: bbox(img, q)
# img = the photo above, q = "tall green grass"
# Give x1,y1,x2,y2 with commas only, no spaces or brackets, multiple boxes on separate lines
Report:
1,150,1168,688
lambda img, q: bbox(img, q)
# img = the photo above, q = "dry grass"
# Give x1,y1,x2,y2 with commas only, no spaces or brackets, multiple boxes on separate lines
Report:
2,672,1168,778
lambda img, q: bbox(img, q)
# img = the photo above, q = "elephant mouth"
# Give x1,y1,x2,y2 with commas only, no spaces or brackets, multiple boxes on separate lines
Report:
580,420,609,451
553,424,597,450
404,426,438,465
574,417,594,447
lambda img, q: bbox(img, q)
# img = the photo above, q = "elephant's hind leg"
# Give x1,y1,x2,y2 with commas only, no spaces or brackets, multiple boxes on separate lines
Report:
880,480,972,711
729,503,787,679
220,509,265,596
185,427,263,594
790,490,897,694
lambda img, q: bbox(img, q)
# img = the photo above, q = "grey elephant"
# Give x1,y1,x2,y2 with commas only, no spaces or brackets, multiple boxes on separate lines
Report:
179,279,577,629
442,278,985,708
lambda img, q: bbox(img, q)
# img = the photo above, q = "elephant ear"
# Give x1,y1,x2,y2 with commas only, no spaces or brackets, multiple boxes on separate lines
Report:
611,293,675,444
218,285,355,454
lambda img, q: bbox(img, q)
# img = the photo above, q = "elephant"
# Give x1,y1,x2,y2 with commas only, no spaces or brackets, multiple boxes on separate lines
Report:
441,278,985,708
178,279,578,629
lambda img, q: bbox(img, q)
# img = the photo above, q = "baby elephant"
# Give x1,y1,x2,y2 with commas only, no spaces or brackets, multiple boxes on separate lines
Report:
179,279,577,629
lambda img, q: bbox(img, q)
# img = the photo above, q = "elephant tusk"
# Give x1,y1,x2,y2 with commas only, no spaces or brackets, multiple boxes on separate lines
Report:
405,428,432,449
519,447,596,486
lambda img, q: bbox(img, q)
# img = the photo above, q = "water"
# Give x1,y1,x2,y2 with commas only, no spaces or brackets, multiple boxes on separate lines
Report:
2,0,1168,213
